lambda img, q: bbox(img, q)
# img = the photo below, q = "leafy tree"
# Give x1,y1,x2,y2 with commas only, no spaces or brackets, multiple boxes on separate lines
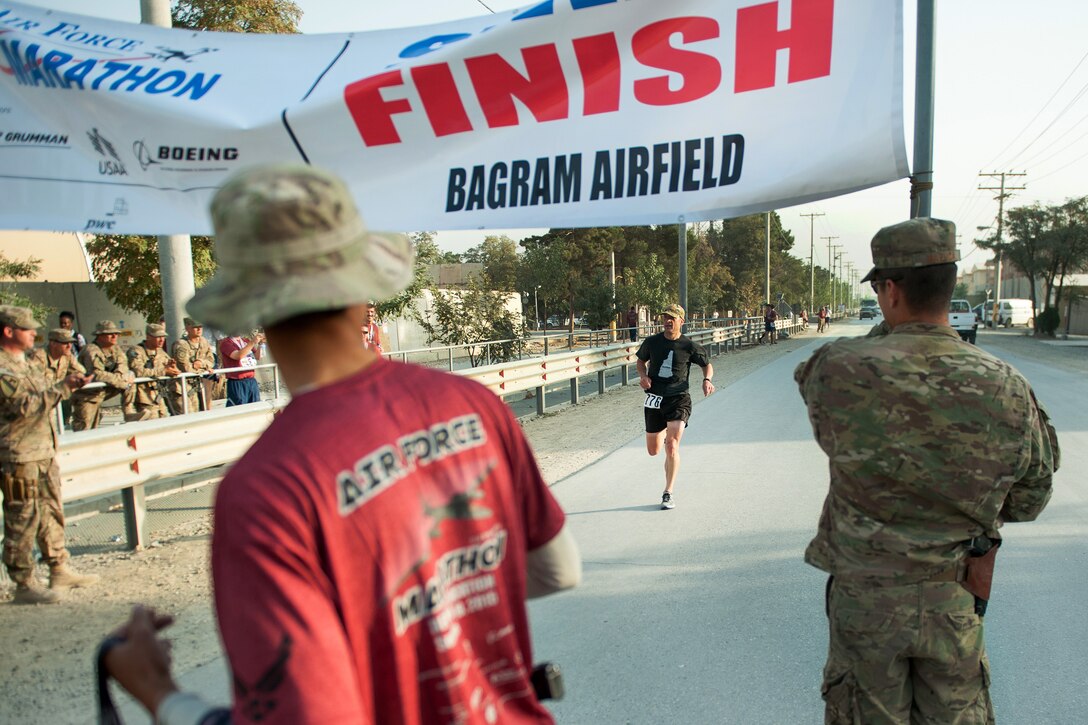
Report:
416,275,527,367
521,227,624,330
378,231,442,321
0,253,51,320
84,235,216,319
617,252,670,319
172,0,302,33
463,235,520,292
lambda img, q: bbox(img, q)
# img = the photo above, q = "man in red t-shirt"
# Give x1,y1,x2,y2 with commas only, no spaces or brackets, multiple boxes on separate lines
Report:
103,165,581,725
361,302,383,355
219,332,264,406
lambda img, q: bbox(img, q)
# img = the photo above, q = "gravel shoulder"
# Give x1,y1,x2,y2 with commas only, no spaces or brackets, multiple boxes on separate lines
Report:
4,326,1077,724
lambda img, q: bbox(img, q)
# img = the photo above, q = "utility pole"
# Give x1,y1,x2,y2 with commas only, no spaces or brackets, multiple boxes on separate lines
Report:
765,212,772,305
678,221,687,325
801,212,824,315
832,247,843,314
978,171,1026,320
142,0,195,341
821,236,838,309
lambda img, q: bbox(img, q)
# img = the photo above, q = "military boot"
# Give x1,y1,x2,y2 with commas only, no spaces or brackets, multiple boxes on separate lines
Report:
13,581,61,605
49,565,100,590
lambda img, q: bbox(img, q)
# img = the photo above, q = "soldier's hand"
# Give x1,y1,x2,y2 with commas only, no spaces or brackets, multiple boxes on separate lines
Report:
164,361,180,377
64,373,93,391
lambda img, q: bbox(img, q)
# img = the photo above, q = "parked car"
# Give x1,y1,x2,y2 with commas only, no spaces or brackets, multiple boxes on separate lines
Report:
948,299,977,343
545,315,561,328
991,298,1034,328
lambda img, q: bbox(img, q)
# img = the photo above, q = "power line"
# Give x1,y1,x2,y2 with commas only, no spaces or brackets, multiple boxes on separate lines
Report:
1004,76,1088,169
473,0,496,13
983,48,1088,169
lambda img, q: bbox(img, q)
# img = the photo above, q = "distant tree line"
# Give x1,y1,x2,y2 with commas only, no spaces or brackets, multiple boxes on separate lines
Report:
977,196,1088,336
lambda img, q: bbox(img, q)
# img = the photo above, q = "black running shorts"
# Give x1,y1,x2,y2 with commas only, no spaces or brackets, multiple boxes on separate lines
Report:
644,392,692,433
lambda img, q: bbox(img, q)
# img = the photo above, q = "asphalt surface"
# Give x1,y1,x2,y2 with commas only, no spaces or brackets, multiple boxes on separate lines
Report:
113,320,1087,724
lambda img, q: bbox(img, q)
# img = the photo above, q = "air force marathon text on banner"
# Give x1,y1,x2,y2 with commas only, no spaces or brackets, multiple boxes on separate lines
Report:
0,0,907,235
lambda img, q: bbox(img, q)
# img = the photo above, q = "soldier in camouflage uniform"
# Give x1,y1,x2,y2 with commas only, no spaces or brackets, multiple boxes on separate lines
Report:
31,328,87,381
0,306,98,604
794,218,1059,724
170,317,216,413
71,320,135,431
30,329,86,429
123,323,180,422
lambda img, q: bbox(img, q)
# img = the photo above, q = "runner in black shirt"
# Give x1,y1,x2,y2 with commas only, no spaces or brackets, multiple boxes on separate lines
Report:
635,304,714,509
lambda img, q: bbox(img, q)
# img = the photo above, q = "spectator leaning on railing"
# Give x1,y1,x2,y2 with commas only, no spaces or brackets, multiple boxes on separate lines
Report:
71,321,134,431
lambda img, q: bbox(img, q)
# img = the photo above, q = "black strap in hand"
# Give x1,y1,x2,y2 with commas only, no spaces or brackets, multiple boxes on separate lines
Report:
96,635,126,725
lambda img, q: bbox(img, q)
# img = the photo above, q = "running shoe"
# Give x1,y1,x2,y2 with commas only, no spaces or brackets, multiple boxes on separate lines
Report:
661,491,675,510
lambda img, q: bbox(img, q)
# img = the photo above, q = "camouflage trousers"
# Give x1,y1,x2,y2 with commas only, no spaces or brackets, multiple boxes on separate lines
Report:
71,387,124,431
822,577,994,725
1,459,68,584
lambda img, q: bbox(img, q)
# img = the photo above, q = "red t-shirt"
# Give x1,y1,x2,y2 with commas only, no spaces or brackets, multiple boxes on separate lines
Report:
219,337,256,380
212,359,565,724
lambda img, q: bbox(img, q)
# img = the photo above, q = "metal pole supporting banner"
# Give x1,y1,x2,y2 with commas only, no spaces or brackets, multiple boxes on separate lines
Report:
143,0,196,340
765,212,771,305
678,222,688,319
911,0,936,218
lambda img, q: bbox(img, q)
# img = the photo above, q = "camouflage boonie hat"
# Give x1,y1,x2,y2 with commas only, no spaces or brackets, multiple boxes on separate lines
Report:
48,328,76,343
145,323,167,337
94,320,122,335
660,304,685,320
0,305,42,330
187,165,414,336
861,218,959,282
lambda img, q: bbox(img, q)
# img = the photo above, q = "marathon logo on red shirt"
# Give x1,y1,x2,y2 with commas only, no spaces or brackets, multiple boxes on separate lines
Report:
337,413,487,516
394,530,507,635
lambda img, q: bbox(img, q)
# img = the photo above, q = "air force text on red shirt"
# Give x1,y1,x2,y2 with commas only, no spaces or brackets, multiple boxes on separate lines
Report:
337,413,487,515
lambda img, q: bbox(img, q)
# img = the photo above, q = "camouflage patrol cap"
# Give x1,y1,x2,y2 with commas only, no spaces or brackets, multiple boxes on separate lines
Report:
660,303,685,320
47,328,76,343
94,320,122,335
187,164,414,336
0,305,42,330
145,323,167,337
860,218,959,283
183,317,202,327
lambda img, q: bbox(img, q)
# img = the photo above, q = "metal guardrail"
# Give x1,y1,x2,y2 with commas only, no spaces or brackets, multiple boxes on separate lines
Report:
58,317,806,549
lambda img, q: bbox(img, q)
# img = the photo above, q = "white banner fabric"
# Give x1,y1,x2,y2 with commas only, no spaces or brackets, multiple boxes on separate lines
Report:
0,0,907,235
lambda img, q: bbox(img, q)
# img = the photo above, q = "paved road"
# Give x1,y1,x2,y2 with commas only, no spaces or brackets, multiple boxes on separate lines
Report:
118,320,1087,723
532,320,1086,724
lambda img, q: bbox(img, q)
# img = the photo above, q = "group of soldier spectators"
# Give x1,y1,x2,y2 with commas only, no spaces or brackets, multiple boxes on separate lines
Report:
32,313,230,431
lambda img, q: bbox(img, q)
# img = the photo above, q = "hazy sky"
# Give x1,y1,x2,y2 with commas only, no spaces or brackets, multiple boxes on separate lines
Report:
19,1,1088,280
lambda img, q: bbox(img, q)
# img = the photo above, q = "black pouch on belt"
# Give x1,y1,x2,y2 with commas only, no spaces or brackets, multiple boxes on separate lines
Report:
962,535,1001,615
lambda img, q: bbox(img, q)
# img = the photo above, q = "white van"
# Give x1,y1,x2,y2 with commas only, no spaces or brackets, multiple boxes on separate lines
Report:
989,299,1034,328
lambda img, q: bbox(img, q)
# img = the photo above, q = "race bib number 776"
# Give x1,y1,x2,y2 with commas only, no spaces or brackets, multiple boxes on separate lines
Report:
644,393,663,410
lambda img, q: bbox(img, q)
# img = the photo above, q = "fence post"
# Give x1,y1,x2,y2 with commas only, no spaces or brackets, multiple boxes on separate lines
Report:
570,377,580,405
536,385,546,416
597,370,606,395
122,484,148,551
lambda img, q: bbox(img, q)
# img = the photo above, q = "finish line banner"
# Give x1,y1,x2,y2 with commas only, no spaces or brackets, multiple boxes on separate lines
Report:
0,0,907,235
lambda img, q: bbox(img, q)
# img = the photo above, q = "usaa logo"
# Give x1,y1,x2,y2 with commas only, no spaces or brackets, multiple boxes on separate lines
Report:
87,128,127,176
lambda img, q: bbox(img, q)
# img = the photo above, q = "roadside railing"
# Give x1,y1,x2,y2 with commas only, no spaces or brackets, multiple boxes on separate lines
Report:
57,316,806,549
